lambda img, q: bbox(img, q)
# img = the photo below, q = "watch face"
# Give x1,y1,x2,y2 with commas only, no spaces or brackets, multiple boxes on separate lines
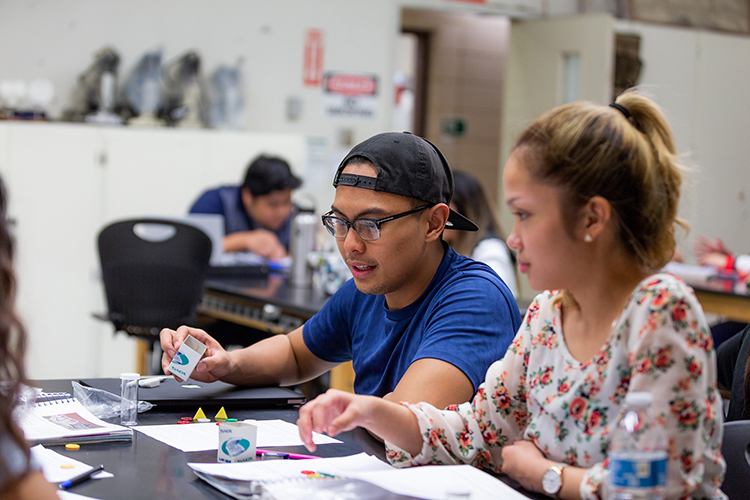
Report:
542,468,562,494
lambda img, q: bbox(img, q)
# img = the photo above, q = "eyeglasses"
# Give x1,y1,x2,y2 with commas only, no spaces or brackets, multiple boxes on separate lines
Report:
321,205,431,241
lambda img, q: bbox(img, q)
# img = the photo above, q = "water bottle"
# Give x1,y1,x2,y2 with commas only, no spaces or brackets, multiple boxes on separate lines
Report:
289,207,317,287
607,392,668,500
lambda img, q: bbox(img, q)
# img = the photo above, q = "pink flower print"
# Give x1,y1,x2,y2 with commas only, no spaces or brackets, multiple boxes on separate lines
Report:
558,379,571,394
688,359,702,378
476,387,487,402
540,367,553,386
637,357,653,374
671,300,688,323
483,429,499,445
654,347,673,369
527,301,540,319
569,397,587,420
652,289,668,307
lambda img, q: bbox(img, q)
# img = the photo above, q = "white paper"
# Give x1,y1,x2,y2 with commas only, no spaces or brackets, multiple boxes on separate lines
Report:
58,493,103,500
189,452,392,481
19,399,131,443
134,419,340,452
31,445,113,483
347,465,531,500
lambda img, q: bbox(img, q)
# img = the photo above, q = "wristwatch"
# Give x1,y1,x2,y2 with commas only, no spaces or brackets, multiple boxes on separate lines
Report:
542,464,565,498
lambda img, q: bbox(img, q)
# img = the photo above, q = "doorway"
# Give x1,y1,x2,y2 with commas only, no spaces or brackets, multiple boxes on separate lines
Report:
399,8,510,203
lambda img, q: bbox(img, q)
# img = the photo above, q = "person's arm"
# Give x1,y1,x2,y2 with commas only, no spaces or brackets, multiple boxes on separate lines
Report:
0,470,59,500
692,235,732,268
383,358,474,408
472,238,518,297
223,230,287,259
160,325,336,386
500,441,588,500
297,389,423,455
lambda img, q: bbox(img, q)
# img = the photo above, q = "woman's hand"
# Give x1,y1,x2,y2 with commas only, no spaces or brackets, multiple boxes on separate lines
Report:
501,440,551,493
297,389,423,456
297,389,379,452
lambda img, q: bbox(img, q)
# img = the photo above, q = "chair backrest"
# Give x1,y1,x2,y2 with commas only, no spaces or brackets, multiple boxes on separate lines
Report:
721,420,750,500
97,218,212,335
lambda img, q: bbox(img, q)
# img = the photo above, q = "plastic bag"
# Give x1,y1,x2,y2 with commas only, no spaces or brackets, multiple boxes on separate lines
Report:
72,381,153,420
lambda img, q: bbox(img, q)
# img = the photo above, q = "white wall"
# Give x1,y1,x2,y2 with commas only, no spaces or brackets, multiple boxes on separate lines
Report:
615,21,750,261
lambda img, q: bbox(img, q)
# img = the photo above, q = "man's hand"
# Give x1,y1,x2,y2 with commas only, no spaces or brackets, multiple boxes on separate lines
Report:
223,230,287,259
160,325,233,383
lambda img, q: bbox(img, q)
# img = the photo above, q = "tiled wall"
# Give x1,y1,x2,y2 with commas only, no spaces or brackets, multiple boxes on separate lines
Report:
402,9,509,205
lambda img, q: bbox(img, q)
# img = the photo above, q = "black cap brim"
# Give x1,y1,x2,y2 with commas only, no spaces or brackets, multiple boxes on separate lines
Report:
446,209,478,231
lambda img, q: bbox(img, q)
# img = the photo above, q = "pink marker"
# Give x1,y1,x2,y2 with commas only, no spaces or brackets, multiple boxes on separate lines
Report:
255,448,320,460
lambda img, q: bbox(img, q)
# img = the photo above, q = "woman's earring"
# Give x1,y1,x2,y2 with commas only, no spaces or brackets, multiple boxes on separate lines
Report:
584,234,593,243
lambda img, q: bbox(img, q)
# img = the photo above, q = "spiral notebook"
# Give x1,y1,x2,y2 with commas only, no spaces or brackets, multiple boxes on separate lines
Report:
18,392,133,445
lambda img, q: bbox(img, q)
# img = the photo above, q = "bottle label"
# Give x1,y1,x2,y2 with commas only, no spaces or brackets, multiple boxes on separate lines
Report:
609,454,667,488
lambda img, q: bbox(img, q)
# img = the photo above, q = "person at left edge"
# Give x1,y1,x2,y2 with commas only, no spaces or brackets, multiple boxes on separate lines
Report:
162,132,522,408
189,154,302,260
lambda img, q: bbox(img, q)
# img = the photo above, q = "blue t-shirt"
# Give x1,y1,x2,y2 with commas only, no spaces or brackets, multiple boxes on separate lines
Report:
303,246,521,396
189,185,295,250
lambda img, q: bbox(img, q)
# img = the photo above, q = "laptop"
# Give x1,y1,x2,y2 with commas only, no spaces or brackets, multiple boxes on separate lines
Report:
169,213,226,266
165,214,271,277
79,378,306,409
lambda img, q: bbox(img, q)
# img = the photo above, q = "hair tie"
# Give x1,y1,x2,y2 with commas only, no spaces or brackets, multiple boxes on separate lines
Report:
609,103,631,119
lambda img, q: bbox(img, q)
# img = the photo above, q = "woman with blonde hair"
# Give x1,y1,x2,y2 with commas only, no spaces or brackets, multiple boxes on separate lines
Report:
444,170,518,297
0,176,58,500
298,90,725,500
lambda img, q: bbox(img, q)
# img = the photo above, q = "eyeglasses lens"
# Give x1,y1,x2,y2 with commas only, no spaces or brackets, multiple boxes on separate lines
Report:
353,221,379,241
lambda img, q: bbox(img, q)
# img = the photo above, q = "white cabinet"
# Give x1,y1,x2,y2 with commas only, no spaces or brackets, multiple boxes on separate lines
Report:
0,122,308,379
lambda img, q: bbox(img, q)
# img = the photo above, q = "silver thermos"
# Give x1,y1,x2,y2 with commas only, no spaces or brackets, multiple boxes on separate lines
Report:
289,207,317,287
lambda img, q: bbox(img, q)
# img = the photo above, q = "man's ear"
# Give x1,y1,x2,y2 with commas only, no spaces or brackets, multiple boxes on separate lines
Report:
425,204,450,243
577,195,612,242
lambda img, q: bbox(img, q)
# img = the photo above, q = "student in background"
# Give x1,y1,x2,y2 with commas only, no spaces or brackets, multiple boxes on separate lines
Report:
716,322,750,420
163,132,521,410
298,91,725,500
0,177,58,499
693,235,750,274
190,155,302,260
443,170,518,297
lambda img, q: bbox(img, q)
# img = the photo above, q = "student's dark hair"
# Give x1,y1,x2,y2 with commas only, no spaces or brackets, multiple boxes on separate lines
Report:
0,175,32,485
242,155,302,197
449,170,509,258
513,88,687,274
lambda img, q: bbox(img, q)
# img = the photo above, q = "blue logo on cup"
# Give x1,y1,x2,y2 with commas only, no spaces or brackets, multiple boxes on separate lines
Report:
173,352,190,366
222,438,251,457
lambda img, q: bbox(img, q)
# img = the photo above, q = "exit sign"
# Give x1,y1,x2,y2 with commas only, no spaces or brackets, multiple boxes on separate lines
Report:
441,117,466,136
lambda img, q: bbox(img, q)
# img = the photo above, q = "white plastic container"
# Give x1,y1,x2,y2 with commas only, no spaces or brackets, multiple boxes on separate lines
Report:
120,372,140,426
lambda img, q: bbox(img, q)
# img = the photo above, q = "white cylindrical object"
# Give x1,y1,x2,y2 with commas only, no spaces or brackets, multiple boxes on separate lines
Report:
120,372,140,426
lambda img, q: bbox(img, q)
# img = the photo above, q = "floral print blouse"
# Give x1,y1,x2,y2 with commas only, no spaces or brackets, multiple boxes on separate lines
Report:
386,274,726,500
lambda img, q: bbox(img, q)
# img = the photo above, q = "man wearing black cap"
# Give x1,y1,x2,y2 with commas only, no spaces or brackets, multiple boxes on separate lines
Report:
163,133,521,408
190,155,302,260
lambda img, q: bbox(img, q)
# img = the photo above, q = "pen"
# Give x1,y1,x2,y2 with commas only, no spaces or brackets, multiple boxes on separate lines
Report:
255,448,320,460
59,464,105,490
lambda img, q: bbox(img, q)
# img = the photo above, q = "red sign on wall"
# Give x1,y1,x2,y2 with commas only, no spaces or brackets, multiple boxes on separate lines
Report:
324,73,378,96
303,29,324,86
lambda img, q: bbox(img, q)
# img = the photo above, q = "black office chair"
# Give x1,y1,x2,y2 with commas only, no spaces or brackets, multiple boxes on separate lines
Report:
721,420,750,500
97,219,212,374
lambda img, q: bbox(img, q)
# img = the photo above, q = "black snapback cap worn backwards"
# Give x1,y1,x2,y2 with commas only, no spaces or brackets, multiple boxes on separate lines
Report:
332,132,478,231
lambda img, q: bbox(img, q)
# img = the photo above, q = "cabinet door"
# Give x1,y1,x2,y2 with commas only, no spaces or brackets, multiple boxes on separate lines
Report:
1,123,110,379
101,127,206,221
